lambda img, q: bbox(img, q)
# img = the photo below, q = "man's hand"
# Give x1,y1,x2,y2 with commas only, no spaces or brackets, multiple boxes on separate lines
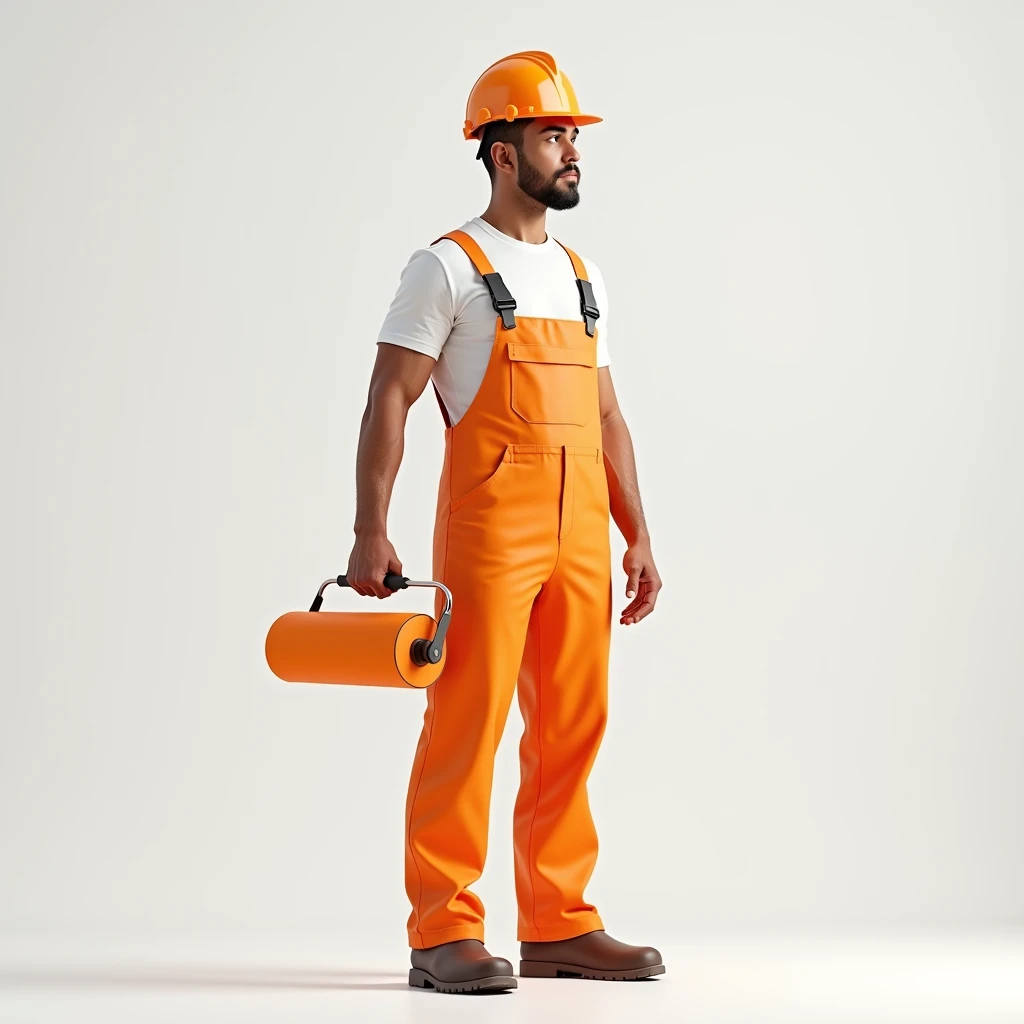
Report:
346,531,404,599
620,537,662,625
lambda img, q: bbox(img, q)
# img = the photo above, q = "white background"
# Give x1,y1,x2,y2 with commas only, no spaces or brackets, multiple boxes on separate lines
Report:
2,0,1021,960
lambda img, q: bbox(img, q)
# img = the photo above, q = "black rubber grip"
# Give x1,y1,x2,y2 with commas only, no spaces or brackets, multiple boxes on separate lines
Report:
337,573,409,592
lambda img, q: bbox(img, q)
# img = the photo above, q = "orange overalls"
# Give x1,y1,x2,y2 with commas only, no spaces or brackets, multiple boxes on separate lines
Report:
404,228,611,949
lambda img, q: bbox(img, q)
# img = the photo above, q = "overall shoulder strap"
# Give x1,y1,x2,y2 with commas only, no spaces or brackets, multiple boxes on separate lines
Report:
554,239,601,337
432,229,517,329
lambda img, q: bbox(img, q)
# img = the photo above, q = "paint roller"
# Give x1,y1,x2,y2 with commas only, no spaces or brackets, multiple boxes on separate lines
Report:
265,573,452,689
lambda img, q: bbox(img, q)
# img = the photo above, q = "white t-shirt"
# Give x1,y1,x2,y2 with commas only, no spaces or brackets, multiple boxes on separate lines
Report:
377,216,610,426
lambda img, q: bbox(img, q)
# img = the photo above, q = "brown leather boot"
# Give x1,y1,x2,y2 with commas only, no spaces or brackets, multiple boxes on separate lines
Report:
520,929,665,980
409,938,517,993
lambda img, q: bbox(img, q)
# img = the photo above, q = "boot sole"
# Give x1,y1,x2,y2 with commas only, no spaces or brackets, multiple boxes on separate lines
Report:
519,960,665,981
408,967,517,993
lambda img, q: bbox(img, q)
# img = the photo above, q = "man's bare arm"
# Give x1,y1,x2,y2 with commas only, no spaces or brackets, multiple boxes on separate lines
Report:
598,366,663,624
598,367,648,547
346,343,436,598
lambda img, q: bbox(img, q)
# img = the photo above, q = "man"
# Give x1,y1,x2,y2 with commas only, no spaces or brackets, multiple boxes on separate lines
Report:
346,50,664,994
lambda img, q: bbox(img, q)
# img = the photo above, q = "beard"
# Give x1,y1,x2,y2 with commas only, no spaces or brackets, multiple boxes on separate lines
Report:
516,152,581,210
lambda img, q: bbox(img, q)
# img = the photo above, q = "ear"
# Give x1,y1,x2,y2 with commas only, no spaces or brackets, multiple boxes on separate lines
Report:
491,140,517,176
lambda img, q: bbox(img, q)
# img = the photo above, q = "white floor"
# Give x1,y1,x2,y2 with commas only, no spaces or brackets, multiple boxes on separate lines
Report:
1,928,1022,1023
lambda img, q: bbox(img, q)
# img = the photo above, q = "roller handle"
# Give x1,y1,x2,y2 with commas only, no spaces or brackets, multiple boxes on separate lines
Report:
309,573,408,612
338,573,409,592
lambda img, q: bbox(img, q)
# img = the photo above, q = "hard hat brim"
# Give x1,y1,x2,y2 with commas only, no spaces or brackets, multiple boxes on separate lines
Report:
465,112,603,141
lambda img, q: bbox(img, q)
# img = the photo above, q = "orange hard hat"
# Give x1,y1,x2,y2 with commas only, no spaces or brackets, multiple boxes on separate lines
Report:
463,50,601,141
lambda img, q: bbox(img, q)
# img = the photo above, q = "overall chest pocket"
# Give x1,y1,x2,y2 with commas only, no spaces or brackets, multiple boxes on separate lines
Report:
508,341,597,426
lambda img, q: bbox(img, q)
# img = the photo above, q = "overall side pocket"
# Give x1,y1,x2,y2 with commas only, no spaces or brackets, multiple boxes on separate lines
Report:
449,445,513,514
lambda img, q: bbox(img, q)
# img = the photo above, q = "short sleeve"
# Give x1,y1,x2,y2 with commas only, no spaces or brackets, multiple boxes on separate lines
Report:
376,249,454,360
584,258,611,367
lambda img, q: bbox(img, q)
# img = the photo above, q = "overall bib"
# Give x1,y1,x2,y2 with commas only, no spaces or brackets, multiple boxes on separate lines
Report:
404,228,612,948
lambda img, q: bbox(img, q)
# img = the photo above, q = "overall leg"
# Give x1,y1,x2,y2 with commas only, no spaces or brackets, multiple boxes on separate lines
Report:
405,455,558,949
513,450,613,942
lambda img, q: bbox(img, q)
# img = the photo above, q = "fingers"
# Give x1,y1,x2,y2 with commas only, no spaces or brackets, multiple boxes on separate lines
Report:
349,575,383,598
346,561,400,599
619,576,662,624
344,568,367,598
619,582,647,622
358,576,390,598
368,562,400,598
376,556,404,599
620,591,656,624
619,588,644,618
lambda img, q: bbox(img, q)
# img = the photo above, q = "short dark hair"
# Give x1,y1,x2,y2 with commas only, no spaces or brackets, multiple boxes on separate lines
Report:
476,117,535,181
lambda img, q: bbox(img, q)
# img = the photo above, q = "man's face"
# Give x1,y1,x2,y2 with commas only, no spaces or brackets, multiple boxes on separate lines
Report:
515,118,582,211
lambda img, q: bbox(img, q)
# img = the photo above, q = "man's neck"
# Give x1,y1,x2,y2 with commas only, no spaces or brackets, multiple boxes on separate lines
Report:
478,197,548,244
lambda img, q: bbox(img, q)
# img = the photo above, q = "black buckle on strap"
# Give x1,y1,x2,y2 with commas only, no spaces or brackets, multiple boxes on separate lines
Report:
482,272,517,329
576,278,601,337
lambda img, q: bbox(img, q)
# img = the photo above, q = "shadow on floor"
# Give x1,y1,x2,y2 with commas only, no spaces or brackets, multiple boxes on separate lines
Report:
0,963,412,992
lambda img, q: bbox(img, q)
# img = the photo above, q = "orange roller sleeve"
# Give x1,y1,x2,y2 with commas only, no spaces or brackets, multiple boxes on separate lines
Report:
266,610,447,689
